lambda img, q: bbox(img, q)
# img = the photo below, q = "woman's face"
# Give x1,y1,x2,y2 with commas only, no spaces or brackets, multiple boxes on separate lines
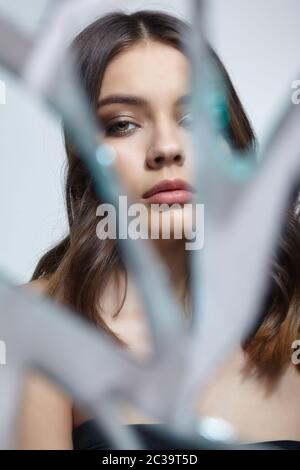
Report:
97,40,196,240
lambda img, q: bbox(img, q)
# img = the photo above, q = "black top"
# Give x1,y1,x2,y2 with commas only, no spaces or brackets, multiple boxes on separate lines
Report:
72,419,300,450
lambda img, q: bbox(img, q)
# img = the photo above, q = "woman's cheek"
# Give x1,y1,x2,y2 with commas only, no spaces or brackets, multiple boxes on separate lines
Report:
113,147,144,199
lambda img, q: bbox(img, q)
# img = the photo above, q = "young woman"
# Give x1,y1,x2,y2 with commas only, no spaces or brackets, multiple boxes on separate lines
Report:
19,10,300,449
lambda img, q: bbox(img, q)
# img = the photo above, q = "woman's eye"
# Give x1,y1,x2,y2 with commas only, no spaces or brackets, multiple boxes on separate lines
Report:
105,120,138,136
179,113,193,129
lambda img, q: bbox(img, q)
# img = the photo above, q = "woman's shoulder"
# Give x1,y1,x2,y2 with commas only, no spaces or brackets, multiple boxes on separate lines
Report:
17,277,74,449
19,369,73,449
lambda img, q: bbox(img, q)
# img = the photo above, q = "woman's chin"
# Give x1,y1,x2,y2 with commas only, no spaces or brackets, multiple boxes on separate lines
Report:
143,205,195,242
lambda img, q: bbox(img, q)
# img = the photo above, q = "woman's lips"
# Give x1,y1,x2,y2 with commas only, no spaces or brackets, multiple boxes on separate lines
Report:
142,189,193,205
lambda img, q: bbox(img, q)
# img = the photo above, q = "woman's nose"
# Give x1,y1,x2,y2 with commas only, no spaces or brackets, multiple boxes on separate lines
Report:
145,123,185,169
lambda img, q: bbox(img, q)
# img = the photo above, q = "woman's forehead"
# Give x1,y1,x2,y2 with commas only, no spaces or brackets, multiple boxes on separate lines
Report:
99,41,190,103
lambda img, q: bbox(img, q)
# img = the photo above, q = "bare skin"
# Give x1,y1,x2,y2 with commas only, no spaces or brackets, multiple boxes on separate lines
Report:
18,275,300,449
17,40,300,448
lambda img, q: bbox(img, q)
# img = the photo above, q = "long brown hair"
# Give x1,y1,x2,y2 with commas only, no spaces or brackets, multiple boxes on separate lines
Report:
31,10,300,380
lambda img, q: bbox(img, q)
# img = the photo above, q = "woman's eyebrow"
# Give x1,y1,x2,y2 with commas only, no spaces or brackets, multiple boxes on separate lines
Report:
97,94,191,109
